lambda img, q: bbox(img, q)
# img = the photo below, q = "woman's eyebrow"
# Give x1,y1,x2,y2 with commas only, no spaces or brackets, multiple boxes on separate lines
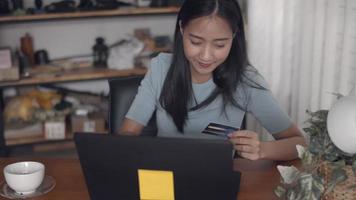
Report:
189,33,204,40
189,33,231,41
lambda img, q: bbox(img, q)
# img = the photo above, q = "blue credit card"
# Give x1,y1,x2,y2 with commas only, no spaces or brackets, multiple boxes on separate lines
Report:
202,123,239,138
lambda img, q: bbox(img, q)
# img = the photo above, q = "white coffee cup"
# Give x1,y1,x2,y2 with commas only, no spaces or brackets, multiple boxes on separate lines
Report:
3,161,45,195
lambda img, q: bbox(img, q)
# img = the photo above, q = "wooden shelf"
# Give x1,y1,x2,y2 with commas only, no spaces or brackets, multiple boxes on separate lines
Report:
6,131,108,147
0,67,147,88
0,6,180,23
6,132,74,146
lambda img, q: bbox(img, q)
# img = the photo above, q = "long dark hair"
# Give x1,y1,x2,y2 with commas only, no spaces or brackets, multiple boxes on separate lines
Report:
159,0,252,133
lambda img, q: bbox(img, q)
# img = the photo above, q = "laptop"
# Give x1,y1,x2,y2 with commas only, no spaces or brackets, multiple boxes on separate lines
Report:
74,133,241,200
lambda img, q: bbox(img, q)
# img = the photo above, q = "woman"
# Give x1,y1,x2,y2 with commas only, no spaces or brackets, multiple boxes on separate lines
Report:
120,0,306,161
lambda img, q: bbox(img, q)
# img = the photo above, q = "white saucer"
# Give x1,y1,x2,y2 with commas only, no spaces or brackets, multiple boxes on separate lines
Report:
0,175,56,199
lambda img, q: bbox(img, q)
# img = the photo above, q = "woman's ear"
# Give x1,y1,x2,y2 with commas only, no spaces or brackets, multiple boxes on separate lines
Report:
179,20,183,35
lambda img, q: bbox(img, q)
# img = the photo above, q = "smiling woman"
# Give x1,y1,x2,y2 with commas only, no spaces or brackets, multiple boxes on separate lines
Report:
181,15,233,83
119,0,306,161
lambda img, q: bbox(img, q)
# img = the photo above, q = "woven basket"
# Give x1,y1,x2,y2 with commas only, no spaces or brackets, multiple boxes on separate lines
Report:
320,162,356,200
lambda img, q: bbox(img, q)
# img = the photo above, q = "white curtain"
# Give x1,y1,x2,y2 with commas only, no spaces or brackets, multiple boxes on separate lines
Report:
246,0,356,135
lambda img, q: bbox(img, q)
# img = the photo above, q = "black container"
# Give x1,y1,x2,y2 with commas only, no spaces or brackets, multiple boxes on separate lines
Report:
34,49,50,65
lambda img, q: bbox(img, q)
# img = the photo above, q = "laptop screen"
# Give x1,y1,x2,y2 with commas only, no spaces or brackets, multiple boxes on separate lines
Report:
74,133,241,200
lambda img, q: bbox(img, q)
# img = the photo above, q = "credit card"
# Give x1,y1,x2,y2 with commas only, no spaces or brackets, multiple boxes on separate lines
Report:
202,123,239,138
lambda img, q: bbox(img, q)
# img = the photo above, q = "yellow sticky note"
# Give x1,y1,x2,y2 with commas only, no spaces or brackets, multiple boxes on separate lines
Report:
138,169,175,200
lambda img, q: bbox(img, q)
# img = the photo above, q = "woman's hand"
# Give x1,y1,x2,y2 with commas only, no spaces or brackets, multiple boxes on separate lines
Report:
228,130,262,160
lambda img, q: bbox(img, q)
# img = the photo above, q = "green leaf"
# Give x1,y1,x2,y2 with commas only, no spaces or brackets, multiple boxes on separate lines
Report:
330,168,347,185
287,190,298,200
301,150,314,167
324,153,339,162
299,174,313,191
324,182,336,195
310,194,320,200
329,159,346,169
309,138,323,155
348,184,356,189
276,165,300,184
274,185,286,198
311,175,325,199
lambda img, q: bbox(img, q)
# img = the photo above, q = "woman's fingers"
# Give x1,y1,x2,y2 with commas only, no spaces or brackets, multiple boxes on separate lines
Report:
228,130,258,140
228,130,261,160
228,131,260,147
234,144,258,154
237,151,260,161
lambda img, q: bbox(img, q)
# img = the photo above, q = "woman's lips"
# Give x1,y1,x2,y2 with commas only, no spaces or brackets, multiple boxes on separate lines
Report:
198,62,213,68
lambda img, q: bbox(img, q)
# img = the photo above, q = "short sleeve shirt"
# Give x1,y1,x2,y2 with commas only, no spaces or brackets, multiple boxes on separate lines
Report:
125,53,292,139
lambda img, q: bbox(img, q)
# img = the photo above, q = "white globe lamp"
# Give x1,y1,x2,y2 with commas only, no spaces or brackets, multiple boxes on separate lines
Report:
327,95,356,154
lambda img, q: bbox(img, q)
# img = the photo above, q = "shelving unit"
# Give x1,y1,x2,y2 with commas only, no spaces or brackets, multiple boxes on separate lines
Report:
0,67,147,88
0,6,180,23
0,6,178,156
0,67,147,154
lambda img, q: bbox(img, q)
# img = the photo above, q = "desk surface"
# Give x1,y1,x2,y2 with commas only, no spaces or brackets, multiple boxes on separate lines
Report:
0,158,294,200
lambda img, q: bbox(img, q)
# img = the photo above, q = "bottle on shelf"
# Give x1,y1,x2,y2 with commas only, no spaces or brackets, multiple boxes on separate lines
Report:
20,33,35,66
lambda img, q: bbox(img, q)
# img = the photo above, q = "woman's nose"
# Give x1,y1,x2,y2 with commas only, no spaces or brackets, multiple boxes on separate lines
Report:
199,45,213,61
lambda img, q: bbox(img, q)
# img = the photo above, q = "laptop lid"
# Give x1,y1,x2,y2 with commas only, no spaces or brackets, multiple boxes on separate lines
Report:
74,133,241,200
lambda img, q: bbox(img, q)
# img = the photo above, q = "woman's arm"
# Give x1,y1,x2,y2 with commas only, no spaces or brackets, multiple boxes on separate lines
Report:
118,118,144,136
260,124,306,160
228,124,306,161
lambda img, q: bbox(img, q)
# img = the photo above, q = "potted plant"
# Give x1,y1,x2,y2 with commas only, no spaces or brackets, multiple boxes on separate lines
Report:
274,109,356,200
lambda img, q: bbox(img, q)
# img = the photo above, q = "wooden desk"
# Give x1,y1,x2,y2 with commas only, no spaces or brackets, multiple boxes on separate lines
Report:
0,158,293,200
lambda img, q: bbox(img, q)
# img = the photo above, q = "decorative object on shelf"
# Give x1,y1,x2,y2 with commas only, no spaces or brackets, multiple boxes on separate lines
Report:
34,49,50,65
20,33,35,66
14,49,30,77
92,37,109,68
107,36,144,70
0,0,11,15
166,0,184,6
35,0,43,10
274,97,356,200
154,35,172,49
150,0,167,7
44,118,66,139
11,0,23,10
0,67,19,82
4,95,39,123
0,48,18,82
11,0,25,15
95,0,132,10
32,0,45,14
137,0,151,7
0,48,12,69
4,122,43,140
4,89,62,123
77,0,95,11
45,0,76,13
134,28,155,51
71,113,106,133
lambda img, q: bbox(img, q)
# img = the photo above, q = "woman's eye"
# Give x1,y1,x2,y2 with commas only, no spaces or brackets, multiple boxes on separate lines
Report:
190,40,202,45
215,43,226,48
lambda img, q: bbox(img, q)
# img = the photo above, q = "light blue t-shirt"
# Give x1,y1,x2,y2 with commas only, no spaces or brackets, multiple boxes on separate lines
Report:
126,53,292,139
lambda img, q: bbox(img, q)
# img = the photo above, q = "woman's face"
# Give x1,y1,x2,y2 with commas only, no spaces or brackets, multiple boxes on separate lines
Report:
182,15,234,83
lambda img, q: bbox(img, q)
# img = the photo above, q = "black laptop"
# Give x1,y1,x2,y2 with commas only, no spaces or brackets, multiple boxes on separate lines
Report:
74,133,241,200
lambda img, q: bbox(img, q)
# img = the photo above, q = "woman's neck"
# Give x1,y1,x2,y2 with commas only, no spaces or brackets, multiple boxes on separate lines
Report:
191,73,212,84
